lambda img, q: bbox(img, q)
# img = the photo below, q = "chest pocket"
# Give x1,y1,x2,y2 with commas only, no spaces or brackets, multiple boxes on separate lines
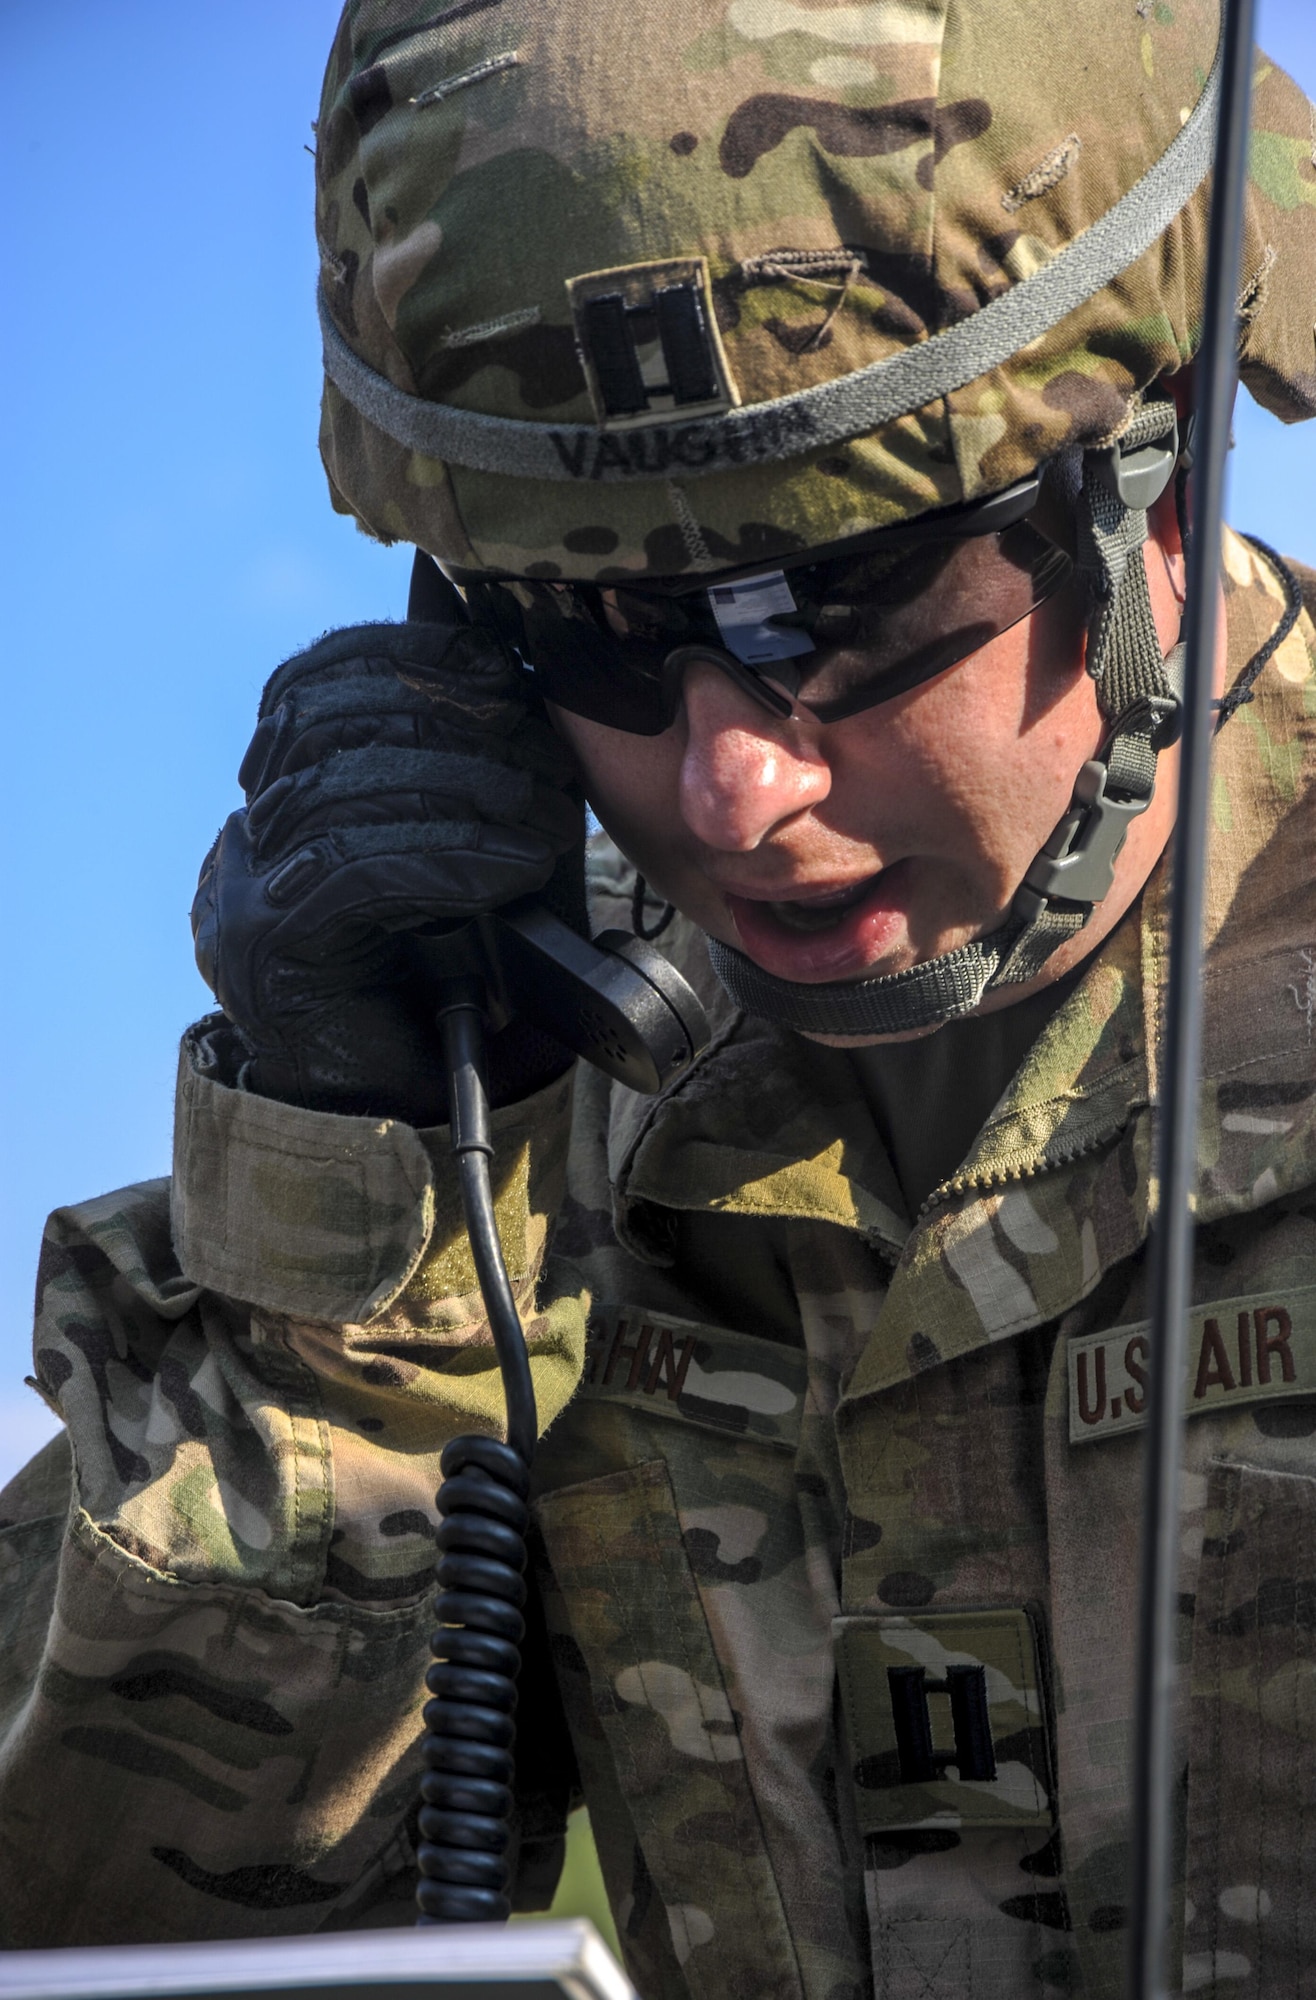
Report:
1184,1458,1316,1994
834,1607,1054,1833
536,1457,805,2000
536,1309,813,1998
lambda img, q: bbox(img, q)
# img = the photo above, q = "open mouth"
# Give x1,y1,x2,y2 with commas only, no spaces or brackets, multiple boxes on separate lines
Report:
724,866,912,982
763,882,875,931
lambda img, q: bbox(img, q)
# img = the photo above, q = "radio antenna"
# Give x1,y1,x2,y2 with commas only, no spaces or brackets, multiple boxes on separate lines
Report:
1126,2,1258,1993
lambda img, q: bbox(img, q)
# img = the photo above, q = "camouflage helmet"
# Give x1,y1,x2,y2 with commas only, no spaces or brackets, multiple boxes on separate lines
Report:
314,0,1316,584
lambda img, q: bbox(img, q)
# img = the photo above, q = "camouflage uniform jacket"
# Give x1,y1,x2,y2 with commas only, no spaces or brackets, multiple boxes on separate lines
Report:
4,534,1316,2000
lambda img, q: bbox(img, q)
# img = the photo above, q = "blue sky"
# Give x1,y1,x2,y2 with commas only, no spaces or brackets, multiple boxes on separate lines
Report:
2,2,1314,1484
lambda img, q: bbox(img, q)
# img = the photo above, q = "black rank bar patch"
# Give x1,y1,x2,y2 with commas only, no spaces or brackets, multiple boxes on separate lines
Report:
834,1606,1054,1832
567,257,740,432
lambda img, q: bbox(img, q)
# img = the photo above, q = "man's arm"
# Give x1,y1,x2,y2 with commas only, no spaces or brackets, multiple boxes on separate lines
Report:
0,604,594,1945
0,1021,586,1946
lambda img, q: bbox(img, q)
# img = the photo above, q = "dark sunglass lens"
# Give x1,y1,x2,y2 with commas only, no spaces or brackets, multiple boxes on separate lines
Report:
516,590,675,734
793,523,1073,720
483,513,1072,733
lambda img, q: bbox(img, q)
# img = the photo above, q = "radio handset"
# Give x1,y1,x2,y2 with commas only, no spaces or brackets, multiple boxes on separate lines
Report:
414,898,707,1095
407,898,710,1926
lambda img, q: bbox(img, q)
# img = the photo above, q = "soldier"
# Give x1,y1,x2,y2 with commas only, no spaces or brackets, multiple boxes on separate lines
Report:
2,1,1315,1995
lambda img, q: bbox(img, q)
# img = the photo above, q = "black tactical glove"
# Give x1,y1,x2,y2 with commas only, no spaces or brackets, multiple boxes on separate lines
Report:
192,603,585,1125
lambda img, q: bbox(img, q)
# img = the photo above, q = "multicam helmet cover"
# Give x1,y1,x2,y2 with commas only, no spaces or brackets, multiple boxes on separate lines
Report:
314,0,1316,582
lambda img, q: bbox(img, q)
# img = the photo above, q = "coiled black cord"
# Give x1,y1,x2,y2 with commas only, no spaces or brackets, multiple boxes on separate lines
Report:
417,1433,528,1922
416,984,539,1926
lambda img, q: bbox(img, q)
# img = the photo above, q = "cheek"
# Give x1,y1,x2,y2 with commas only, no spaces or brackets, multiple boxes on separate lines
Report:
838,669,1022,819
834,607,1098,854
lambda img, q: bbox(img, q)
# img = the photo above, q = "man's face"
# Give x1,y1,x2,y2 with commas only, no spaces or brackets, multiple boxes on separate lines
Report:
550,493,1188,1042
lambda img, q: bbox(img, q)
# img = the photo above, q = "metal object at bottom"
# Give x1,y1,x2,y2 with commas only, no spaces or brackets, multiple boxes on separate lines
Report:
0,1920,638,2000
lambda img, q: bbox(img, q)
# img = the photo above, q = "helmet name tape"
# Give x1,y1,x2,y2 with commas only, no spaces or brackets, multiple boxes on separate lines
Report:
567,259,739,432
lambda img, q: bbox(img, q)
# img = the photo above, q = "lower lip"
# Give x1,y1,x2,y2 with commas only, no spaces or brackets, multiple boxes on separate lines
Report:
725,867,913,982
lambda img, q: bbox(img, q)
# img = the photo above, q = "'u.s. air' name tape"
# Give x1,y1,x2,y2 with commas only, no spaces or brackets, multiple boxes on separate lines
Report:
1068,1285,1316,1444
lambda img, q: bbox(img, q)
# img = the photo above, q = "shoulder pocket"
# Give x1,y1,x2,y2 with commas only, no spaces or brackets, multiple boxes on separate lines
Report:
1185,1459,1316,1993
0,1513,64,1738
1,1512,432,1945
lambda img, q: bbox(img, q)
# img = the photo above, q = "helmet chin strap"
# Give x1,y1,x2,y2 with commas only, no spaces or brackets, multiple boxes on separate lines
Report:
707,399,1185,1039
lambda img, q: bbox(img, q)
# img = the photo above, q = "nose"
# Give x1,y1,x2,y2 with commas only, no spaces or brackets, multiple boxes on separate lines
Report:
678,660,831,851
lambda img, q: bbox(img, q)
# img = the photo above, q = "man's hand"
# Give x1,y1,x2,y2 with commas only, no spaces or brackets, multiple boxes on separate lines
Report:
192,605,584,1124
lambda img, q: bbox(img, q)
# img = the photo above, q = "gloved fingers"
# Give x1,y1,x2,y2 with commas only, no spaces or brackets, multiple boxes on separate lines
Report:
285,661,569,753
265,658,535,744
327,817,560,872
257,694,575,789
245,748,538,857
259,832,564,957
191,827,225,995
270,760,580,856
199,807,564,1001
308,786,584,866
257,622,521,723
241,681,523,799
243,700,496,798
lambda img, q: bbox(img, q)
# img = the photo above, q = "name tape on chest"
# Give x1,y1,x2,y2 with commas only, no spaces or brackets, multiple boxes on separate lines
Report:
579,1302,807,1449
1068,1285,1316,1444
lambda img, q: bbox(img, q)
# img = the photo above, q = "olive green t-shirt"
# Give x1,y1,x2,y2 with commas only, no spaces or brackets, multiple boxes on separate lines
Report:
847,963,1089,1220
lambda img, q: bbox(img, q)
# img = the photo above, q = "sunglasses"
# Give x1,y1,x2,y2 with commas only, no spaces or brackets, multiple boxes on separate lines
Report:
454,475,1074,735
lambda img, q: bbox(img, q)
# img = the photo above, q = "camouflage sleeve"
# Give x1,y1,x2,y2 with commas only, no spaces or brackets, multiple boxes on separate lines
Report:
0,1019,586,1945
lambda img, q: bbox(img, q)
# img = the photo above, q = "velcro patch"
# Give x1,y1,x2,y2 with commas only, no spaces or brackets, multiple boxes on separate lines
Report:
1068,1284,1316,1444
579,1302,806,1450
834,1607,1053,1832
566,258,739,432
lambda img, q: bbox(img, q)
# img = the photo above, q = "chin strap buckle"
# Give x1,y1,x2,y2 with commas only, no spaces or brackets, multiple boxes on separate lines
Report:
1091,405,1180,513
1011,661,1182,932
1016,757,1152,919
